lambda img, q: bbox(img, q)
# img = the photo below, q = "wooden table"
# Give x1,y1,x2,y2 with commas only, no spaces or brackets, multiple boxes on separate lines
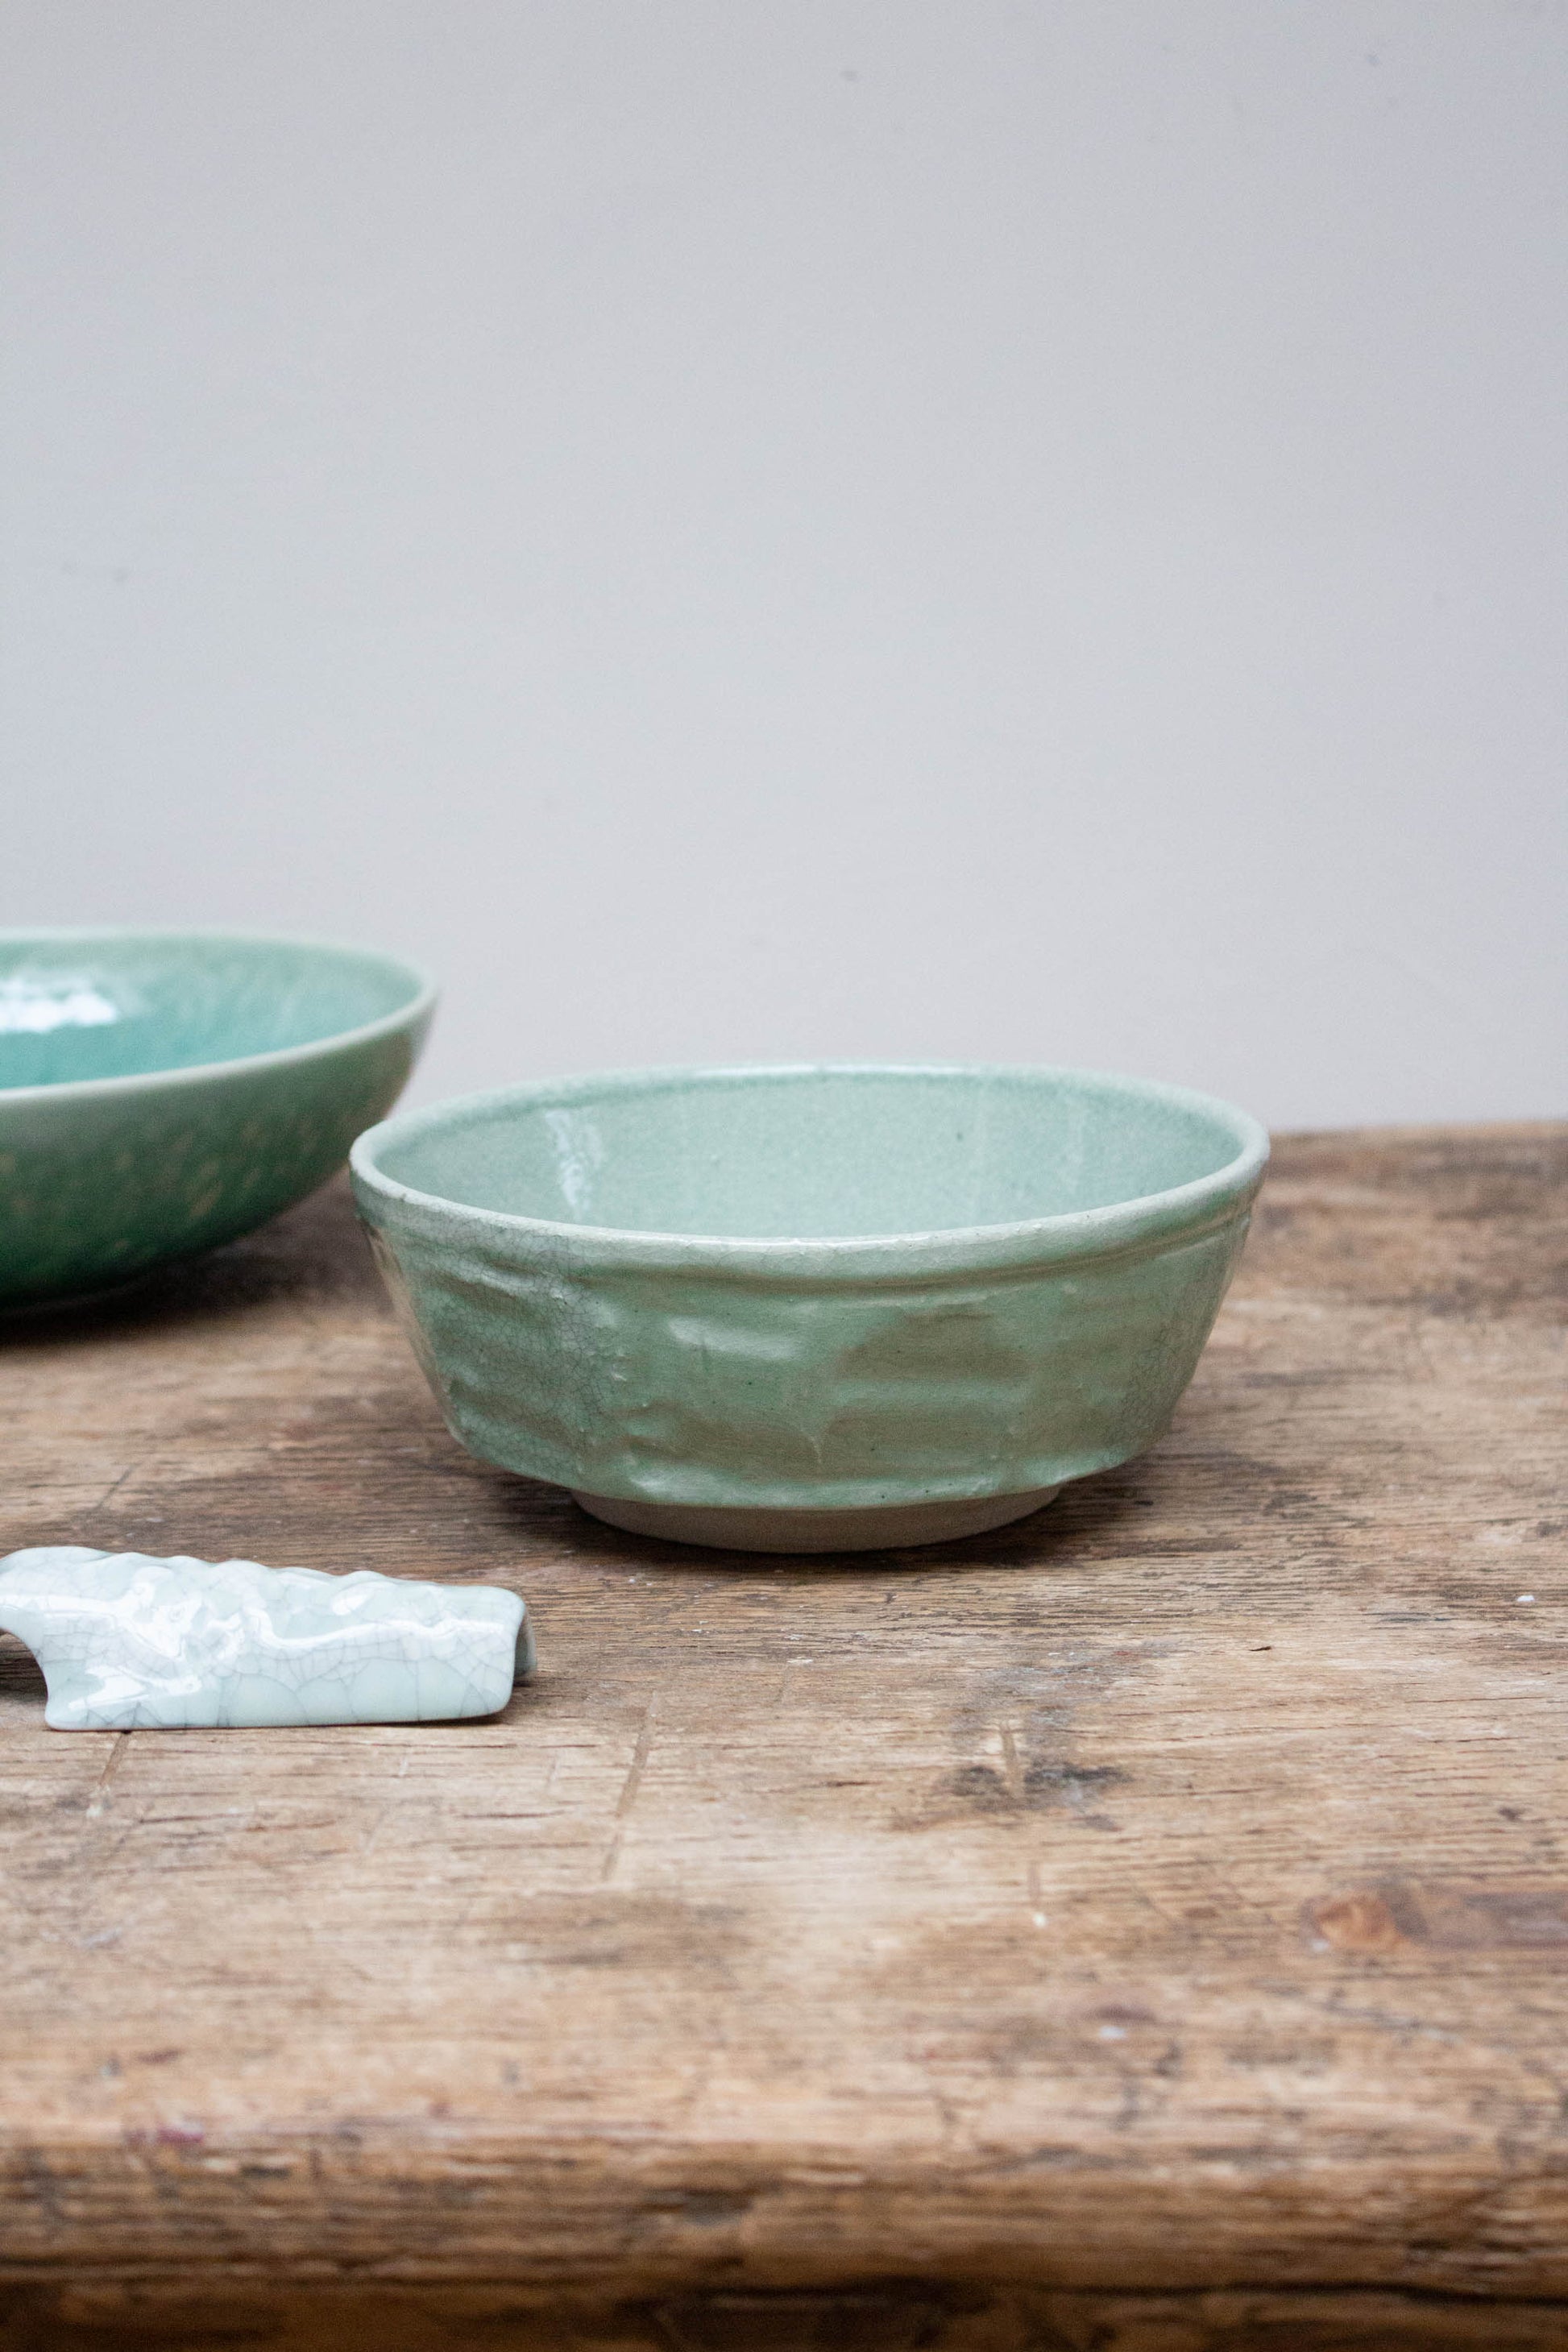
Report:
2,1125,1565,2352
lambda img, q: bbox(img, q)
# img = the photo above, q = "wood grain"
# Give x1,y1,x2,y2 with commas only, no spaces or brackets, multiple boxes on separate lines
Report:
1,1124,1565,2350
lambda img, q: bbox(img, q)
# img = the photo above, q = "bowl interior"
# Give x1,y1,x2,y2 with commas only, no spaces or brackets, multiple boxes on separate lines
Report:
0,934,425,1091
374,1068,1255,1241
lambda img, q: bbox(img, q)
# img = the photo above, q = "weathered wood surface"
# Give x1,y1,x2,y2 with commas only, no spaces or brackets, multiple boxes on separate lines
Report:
0,1123,1565,2352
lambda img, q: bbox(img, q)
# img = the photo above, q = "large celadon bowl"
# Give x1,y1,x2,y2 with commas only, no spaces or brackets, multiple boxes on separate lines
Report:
0,930,434,1308
351,1064,1268,1554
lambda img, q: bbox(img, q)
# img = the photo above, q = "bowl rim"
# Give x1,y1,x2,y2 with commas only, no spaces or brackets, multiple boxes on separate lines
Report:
351,1062,1271,1283
0,927,437,1105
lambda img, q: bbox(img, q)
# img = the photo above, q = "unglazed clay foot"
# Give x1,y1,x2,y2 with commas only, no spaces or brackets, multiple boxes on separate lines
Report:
0,1548,533,1730
570,1487,1064,1553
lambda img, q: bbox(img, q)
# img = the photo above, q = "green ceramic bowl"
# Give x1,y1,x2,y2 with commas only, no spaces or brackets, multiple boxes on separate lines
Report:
0,930,434,1308
352,1064,1268,1553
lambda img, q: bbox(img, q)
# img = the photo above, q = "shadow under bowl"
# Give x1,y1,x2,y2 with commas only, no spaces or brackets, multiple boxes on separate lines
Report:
351,1063,1268,1555
0,928,434,1308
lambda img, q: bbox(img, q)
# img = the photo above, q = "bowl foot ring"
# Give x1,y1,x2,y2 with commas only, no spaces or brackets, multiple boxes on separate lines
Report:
570,1487,1064,1554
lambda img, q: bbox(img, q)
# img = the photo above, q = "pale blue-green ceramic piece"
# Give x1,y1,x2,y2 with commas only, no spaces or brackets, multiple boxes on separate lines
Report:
0,930,434,1307
0,1548,533,1728
351,1064,1269,1553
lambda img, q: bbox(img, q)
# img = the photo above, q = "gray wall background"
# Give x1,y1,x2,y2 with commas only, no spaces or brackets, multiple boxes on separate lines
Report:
4,1,1564,1128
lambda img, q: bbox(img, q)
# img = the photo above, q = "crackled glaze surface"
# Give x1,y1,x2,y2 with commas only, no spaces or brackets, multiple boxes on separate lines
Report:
0,931,433,1307
353,1065,1267,1534
0,1548,532,1728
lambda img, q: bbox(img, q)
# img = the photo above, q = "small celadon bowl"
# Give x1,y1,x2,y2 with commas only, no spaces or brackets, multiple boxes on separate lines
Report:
0,929,434,1309
351,1064,1268,1553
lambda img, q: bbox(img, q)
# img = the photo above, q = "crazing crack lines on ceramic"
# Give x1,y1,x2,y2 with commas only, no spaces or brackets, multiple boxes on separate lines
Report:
0,1548,533,1729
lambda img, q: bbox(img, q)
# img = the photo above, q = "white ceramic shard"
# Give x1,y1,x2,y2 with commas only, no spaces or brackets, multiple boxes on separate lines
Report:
0,1548,533,1730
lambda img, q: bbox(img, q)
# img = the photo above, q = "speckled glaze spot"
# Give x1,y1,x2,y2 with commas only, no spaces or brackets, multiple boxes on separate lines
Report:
0,1549,533,1729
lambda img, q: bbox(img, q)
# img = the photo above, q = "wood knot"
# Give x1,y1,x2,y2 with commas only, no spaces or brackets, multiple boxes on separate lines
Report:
1304,1889,1409,1956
